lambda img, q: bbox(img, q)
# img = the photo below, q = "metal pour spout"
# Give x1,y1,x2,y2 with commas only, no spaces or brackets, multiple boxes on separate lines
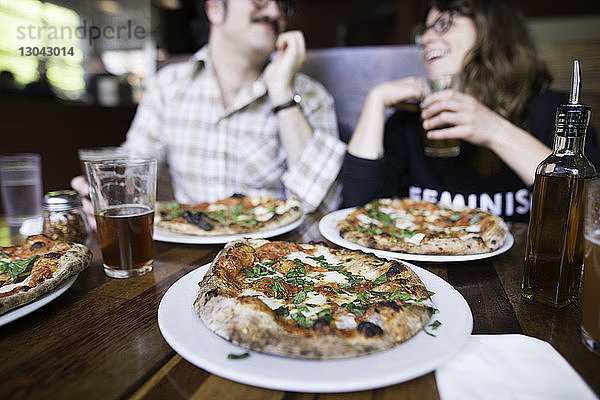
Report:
569,60,581,105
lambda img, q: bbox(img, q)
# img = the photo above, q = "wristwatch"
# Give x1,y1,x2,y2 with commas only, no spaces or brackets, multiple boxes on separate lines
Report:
272,94,302,114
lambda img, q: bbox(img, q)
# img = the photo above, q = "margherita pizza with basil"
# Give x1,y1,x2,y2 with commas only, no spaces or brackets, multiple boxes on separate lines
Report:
0,234,92,315
336,198,508,255
194,238,434,359
155,194,302,236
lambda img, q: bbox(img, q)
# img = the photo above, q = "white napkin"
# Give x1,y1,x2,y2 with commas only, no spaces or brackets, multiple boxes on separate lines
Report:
435,334,597,400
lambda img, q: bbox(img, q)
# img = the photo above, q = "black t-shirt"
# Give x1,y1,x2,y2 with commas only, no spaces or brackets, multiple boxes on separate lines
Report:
341,90,600,223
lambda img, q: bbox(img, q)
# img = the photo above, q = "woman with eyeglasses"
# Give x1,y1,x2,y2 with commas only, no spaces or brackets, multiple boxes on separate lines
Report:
341,0,600,222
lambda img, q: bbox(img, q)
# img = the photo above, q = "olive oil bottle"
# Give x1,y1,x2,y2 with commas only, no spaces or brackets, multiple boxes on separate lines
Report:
523,60,596,308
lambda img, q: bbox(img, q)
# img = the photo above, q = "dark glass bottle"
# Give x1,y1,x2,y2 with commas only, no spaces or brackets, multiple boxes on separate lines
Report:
523,60,596,308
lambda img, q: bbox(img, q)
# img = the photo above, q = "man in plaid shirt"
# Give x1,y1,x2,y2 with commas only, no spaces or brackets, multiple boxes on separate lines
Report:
73,0,345,229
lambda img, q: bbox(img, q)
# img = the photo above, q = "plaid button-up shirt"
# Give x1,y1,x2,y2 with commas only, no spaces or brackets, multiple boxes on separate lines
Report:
124,46,346,212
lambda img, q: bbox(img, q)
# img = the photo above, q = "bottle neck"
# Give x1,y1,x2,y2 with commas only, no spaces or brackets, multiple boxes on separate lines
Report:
553,135,586,155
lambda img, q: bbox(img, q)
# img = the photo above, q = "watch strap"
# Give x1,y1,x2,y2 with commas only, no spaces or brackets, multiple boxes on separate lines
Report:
272,94,302,113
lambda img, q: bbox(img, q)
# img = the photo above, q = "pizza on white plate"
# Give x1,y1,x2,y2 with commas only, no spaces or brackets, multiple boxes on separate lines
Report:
0,234,92,315
336,198,508,255
194,238,434,359
155,194,302,236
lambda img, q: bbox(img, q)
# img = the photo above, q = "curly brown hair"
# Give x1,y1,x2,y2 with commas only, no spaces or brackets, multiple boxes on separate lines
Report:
430,0,552,128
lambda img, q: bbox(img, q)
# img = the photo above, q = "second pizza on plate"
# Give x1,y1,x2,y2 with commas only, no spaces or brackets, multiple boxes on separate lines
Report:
155,194,302,236
336,198,508,255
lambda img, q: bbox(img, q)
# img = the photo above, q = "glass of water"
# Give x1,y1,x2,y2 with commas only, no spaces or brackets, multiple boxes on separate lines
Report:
0,153,43,244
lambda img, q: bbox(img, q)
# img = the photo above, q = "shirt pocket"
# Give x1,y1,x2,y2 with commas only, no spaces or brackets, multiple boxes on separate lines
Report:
234,114,286,189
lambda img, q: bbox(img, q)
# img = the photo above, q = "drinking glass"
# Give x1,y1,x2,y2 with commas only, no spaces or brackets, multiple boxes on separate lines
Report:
420,75,461,158
0,153,43,244
85,159,156,278
78,147,128,176
583,179,600,354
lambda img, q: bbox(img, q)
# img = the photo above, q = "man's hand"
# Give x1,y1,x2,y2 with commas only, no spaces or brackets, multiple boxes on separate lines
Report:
70,175,96,231
264,30,306,104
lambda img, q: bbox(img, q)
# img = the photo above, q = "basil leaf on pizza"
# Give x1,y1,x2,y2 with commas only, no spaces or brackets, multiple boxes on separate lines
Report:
194,238,434,359
155,195,302,236
336,198,508,255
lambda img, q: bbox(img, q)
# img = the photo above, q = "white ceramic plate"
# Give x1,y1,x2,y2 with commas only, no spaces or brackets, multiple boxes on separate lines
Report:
0,274,78,327
157,263,473,393
153,215,305,244
319,208,514,262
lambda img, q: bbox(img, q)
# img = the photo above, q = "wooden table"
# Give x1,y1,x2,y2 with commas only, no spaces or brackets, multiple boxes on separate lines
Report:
1,213,599,399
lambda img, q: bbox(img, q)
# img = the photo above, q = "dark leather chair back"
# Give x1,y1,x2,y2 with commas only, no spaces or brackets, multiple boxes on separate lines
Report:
302,45,425,142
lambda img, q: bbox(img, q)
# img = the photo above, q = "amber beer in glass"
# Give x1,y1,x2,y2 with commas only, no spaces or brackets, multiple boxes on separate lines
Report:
583,179,600,354
421,75,461,158
85,159,156,278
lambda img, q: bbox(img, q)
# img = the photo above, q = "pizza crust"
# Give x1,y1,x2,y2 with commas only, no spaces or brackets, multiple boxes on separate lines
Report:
337,227,492,255
194,239,433,359
480,215,509,251
0,243,92,316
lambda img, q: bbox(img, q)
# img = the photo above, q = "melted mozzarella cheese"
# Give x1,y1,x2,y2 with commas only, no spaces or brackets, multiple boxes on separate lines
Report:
334,313,357,330
356,214,379,226
253,206,275,222
305,291,327,306
0,277,31,294
395,220,416,230
379,207,416,222
406,297,435,309
207,203,227,211
329,290,359,305
378,206,398,215
313,271,347,284
407,233,426,245
425,213,440,223
450,224,480,233
465,224,480,233
345,264,381,281
275,201,296,215
241,288,286,310
285,249,339,268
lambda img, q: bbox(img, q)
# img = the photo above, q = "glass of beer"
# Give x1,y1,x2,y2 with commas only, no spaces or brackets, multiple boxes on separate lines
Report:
420,75,461,158
85,159,157,278
583,179,600,355
78,147,128,177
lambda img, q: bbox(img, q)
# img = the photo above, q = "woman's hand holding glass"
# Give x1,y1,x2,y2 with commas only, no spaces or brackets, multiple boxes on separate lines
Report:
370,77,428,110
420,89,508,150
347,77,428,160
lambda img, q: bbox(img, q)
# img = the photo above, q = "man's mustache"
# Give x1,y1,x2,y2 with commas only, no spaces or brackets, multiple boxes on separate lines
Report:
251,16,280,35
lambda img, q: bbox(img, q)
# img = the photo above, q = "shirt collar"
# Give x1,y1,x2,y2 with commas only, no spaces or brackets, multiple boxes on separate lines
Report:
191,45,269,118
190,45,210,74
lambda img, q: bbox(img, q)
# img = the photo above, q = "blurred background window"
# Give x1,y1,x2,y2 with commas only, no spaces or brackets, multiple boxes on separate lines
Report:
0,0,84,99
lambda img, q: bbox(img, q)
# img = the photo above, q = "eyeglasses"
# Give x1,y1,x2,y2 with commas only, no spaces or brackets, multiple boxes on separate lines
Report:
251,0,294,18
414,9,472,45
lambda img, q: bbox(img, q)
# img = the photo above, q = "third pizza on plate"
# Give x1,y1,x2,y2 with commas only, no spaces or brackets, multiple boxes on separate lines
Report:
155,194,302,236
336,198,508,255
